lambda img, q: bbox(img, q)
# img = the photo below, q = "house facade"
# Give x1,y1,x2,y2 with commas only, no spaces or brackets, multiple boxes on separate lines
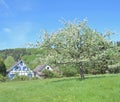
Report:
7,60,34,79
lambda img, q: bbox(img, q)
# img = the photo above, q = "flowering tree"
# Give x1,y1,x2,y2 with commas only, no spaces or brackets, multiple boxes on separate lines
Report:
34,20,117,78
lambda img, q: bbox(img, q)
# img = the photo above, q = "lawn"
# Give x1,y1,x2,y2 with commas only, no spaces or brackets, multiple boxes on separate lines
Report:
0,74,120,102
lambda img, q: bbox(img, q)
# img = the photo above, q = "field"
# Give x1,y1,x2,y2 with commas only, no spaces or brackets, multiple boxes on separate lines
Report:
0,74,120,102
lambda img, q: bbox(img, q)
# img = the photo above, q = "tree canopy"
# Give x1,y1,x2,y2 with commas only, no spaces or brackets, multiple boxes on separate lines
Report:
34,20,118,78
4,56,15,69
0,58,6,76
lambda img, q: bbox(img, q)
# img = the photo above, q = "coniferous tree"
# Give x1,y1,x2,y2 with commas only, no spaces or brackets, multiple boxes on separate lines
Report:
0,58,6,76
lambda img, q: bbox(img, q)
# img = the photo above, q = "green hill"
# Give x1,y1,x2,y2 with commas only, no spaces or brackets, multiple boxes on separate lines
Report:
0,48,46,69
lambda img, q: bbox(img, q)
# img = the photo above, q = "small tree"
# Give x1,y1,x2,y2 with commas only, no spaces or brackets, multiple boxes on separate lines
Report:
4,56,15,69
0,58,6,76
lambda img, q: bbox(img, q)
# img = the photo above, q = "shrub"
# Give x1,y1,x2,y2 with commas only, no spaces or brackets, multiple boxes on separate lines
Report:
20,75,30,81
90,69,100,75
0,58,6,76
12,75,31,81
0,74,6,82
108,63,120,74
108,67,120,73
31,76,39,80
62,67,77,77
42,69,58,78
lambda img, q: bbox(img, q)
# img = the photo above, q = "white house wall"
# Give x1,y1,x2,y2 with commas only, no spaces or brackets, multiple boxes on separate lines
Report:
45,65,53,71
8,61,34,79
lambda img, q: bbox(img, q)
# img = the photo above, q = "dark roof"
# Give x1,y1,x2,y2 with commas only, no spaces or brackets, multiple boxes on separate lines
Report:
33,65,47,72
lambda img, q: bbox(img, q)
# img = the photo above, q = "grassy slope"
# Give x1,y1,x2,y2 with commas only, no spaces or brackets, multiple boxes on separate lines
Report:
0,74,120,102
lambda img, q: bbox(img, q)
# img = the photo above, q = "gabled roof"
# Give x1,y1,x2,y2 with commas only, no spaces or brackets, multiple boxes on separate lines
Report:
7,60,25,72
33,65,47,72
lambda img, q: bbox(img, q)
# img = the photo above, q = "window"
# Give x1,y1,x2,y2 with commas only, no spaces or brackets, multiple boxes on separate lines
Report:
10,74,14,79
47,67,49,69
23,67,27,71
28,73,32,78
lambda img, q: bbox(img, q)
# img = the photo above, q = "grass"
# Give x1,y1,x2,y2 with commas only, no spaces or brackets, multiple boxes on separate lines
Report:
0,74,120,102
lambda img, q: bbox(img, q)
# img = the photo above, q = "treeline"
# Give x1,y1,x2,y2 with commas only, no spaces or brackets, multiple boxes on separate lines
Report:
0,48,48,70
0,48,32,61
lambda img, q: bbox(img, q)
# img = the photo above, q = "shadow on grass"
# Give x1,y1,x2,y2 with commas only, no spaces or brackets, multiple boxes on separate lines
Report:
52,74,119,83
51,77,80,83
85,74,119,79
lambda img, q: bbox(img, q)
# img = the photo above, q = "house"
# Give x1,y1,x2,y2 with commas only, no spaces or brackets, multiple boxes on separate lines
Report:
33,65,53,78
7,60,34,79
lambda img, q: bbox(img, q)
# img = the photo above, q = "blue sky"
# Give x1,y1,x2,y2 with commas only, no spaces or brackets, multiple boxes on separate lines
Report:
0,0,120,50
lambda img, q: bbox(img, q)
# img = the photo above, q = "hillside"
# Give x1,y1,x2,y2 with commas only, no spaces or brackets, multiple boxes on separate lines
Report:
0,48,32,61
0,48,46,69
0,74,120,102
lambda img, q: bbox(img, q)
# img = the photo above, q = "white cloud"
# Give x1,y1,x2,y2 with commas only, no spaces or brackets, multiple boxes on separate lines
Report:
3,28,12,33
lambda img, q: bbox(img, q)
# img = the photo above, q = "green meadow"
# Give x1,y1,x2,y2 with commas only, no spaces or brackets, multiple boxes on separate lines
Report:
0,74,120,102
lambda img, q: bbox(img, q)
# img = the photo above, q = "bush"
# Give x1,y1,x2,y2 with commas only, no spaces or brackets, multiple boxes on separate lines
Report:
0,74,6,82
20,76,30,81
31,76,39,80
9,74,39,81
108,64,120,74
62,67,77,77
0,58,6,76
12,75,31,81
90,69,100,75
108,67,119,74
42,69,58,78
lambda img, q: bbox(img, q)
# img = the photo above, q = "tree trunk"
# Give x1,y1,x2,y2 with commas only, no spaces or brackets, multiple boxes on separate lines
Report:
80,62,84,79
